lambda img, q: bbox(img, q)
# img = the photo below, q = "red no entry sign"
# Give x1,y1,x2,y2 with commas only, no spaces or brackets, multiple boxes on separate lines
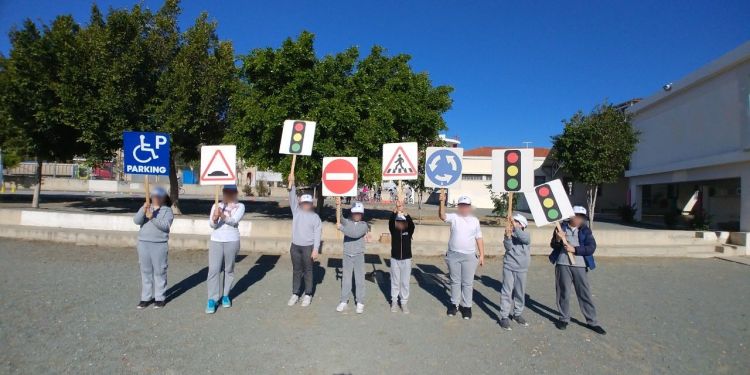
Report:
322,157,358,197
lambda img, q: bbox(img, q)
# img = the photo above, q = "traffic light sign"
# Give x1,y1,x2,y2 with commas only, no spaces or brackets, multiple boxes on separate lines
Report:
279,120,316,156
526,179,575,226
504,150,522,191
491,148,533,193
289,121,306,153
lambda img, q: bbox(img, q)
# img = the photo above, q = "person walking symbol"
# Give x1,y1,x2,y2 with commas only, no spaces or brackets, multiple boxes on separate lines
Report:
394,154,405,172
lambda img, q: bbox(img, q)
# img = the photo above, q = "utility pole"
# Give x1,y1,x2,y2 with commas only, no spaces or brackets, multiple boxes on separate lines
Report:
522,141,532,149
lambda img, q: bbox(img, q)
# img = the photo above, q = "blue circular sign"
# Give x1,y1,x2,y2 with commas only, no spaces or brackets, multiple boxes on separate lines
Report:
426,149,462,187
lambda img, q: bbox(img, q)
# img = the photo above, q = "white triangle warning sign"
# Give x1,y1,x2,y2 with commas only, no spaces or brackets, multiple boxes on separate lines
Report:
381,142,418,180
200,145,237,185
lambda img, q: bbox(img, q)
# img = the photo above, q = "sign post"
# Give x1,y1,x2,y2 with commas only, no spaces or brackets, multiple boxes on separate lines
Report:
526,179,577,264
279,119,316,177
200,145,237,206
123,131,171,205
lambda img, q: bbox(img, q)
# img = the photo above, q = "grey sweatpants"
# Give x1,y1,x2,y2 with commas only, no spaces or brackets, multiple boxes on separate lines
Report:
137,240,168,302
290,243,314,295
340,253,365,303
555,264,598,325
207,240,240,301
390,258,412,304
445,250,478,307
499,268,527,318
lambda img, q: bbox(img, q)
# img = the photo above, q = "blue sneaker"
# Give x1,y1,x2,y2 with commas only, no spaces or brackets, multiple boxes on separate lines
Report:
221,295,231,308
205,299,217,314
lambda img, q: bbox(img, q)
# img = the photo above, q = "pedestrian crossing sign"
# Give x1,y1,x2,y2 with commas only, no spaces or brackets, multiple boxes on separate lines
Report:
382,142,418,180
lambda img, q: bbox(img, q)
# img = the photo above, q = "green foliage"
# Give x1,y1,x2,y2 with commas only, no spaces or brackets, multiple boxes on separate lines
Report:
227,32,453,186
691,209,711,231
488,185,519,217
551,102,640,224
617,203,638,223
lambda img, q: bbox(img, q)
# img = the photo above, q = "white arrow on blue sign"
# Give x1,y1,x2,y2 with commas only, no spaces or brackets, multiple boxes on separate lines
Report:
123,131,171,176
424,147,463,188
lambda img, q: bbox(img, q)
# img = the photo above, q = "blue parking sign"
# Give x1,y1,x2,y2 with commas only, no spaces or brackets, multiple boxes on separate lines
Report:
123,131,171,175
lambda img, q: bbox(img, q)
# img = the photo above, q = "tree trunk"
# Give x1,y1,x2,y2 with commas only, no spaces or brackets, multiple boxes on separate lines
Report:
169,154,182,215
31,160,42,208
315,184,325,215
587,184,598,228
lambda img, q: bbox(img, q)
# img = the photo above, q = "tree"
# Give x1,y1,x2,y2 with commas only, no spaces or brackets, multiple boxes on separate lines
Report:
151,11,235,213
227,32,453,209
1,17,85,207
551,102,640,225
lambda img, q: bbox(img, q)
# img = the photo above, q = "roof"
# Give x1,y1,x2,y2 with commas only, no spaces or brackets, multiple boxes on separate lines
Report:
464,147,550,158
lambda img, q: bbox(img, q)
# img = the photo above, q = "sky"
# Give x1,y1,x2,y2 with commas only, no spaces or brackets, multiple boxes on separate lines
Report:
1,0,748,149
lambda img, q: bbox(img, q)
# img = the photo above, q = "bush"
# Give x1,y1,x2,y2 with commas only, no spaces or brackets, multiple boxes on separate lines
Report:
488,185,518,217
617,204,637,223
663,209,680,229
255,181,270,197
691,209,711,231
242,184,254,197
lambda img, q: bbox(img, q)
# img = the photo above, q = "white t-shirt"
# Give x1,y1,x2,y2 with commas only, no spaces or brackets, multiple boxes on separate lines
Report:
209,202,246,242
445,213,482,254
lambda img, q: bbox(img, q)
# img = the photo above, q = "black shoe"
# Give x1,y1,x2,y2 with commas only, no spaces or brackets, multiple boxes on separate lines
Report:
153,301,166,309
555,320,568,330
499,318,512,330
589,325,607,335
460,306,472,320
512,315,528,326
447,305,458,317
136,300,153,309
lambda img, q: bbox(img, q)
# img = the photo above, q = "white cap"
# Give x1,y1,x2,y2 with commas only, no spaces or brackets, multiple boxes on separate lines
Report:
512,213,528,228
573,205,587,216
457,195,472,205
351,202,364,214
300,194,314,203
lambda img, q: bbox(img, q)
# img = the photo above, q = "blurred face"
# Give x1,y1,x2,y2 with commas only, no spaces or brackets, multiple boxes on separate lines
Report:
151,195,164,206
351,212,363,222
457,203,473,216
513,220,524,229
300,202,313,212
223,190,238,202
570,215,585,227
395,220,407,231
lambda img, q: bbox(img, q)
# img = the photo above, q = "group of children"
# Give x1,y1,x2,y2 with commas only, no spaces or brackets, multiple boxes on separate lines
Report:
131,178,606,335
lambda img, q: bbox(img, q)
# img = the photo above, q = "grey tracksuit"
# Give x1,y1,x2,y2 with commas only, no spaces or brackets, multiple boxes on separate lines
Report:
289,186,322,296
338,217,369,303
445,250,479,307
133,206,174,302
555,226,598,325
499,227,531,319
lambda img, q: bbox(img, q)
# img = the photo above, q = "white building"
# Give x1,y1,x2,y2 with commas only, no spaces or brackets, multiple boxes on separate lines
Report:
626,41,750,231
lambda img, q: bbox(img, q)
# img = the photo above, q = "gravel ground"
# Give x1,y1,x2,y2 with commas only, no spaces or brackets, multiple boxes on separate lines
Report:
1,239,748,374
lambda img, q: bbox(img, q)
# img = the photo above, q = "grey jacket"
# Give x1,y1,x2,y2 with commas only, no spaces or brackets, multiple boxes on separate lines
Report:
133,206,174,243
502,227,531,272
339,217,369,255
289,186,322,250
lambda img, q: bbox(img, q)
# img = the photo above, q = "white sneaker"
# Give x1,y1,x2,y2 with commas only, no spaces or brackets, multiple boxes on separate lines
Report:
391,303,399,313
401,303,410,314
301,294,312,307
287,294,299,306
336,302,347,312
355,303,365,314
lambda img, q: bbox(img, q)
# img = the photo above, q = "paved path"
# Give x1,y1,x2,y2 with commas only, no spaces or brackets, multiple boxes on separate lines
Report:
1,239,748,374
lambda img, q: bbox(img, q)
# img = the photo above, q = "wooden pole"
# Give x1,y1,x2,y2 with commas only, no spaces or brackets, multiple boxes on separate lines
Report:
506,192,514,224
144,175,150,205
214,185,220,207
290,154,297,176
398,180,403,205
555,221,576,265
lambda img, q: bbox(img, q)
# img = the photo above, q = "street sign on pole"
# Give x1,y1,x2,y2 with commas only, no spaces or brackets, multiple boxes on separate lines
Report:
424,147,463,188
123,131,170,175
322,157,358,197
200,145,237,185
491,148,534,193
382,142,418,180
279,120,316,156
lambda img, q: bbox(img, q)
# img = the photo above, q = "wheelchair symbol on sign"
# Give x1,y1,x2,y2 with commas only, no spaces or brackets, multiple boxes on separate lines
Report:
133,134,168,163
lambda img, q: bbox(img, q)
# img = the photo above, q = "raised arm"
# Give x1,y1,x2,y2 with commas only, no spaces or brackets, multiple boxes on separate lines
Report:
288,185,299,216
388,212,397,233
133,205,147,225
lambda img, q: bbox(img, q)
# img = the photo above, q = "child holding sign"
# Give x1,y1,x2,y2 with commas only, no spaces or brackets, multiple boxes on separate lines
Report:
335,200,369,314
132,187,174,309
389,201,415,313
286,173,322,308
439,191,484,320
548,206,606,335
205,185,245,314
498,213,531,330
